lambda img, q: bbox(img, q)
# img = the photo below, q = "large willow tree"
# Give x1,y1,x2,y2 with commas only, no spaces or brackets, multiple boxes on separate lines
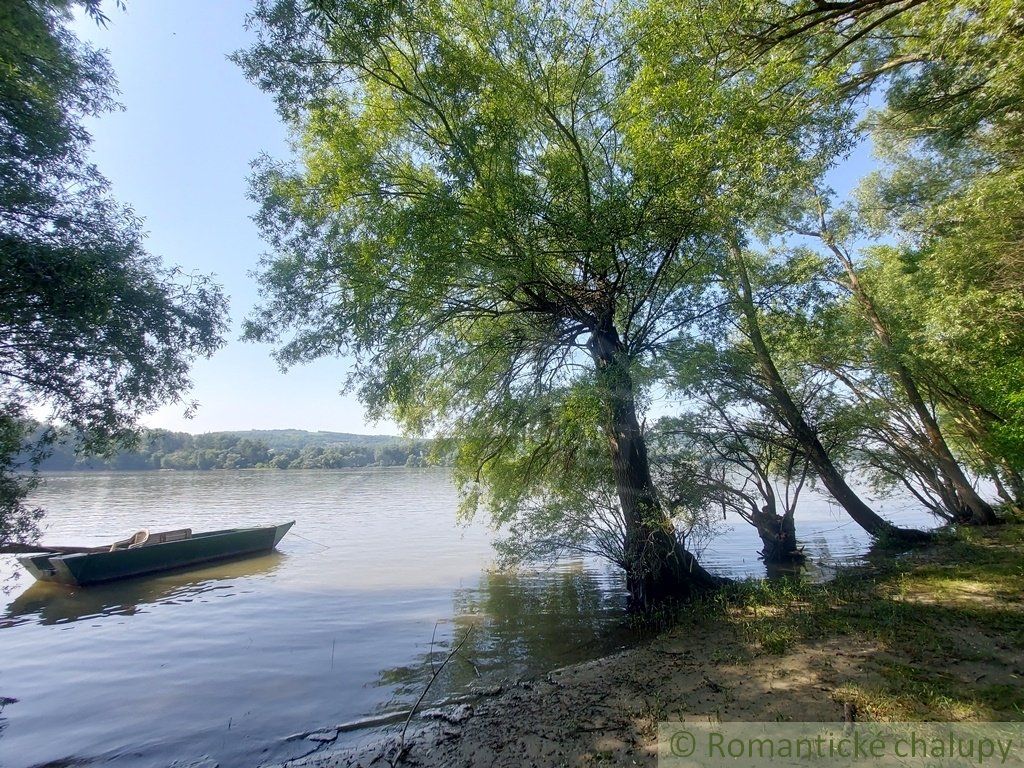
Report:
237,0,844,602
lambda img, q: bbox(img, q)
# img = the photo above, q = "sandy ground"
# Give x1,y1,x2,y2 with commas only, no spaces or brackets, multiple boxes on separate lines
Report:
271,626,884,767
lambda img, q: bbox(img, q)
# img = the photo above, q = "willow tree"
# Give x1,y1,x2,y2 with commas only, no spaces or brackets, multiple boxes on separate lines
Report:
655,401,810,565
751,1,1024,505
237,0,741,604
628,0,934,543
781,198,998,524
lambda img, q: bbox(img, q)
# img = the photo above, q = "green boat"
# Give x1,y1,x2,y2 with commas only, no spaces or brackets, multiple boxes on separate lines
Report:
17,521,295,586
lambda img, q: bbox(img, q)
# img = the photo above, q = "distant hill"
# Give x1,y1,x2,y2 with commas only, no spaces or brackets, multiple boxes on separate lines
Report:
206,429,402,451
34,428,441,471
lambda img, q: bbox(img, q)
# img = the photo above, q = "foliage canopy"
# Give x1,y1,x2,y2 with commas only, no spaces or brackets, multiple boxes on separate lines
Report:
0,0,228,543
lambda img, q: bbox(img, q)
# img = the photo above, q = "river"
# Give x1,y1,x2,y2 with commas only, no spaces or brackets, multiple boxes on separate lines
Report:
0,469,933,767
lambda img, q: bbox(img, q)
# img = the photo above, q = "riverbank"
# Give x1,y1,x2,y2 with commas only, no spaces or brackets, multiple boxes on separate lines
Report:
278,524,1024,767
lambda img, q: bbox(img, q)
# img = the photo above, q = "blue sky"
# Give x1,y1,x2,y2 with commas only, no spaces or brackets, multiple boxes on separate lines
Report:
72,2,398,435
70,1,875,437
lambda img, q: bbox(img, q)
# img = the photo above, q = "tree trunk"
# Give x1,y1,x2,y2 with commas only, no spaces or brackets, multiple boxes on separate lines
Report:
988,462,1014,507
589,326,722,607
732,249,931,543
832,244,997,525
1000,462,1024,509
751,506,803,563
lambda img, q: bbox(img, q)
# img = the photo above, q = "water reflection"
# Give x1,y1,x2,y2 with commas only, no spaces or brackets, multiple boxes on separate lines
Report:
374,564,635,712
2,552,284,627
762,559,808,580
453,565,633,663
700,502,937,581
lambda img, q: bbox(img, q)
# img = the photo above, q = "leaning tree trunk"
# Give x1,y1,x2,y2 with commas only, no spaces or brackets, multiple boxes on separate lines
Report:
832,250,997,525
1001,462,1024,509
732,250,931,543
589,326,722,607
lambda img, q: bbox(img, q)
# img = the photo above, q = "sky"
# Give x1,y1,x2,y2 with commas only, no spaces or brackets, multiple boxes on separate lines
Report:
69,1,877,437
71,1,398,436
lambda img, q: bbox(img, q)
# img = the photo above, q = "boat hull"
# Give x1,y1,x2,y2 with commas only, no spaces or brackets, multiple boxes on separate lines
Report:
17,522,294,586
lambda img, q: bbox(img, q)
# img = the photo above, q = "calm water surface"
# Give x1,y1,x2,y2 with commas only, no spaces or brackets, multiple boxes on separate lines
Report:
0,469,933,767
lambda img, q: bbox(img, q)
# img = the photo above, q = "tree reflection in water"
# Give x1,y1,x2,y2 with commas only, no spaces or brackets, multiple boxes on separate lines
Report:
375,562,636,712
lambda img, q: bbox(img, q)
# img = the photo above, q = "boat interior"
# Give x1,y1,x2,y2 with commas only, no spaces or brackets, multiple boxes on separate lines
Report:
109,528,193,551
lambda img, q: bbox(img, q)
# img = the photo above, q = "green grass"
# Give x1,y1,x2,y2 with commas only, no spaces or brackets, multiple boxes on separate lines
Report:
673,524,1024,720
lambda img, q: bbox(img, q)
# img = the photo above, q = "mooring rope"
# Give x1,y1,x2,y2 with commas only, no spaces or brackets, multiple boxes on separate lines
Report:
287,530,331,551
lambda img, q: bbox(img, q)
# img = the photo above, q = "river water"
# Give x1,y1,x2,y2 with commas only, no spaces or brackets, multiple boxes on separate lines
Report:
0,469,933,767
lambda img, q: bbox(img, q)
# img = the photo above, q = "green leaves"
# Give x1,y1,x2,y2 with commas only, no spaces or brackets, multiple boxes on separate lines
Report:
240,0,1023,563
626,0,855,228
237,0,873,574
0,2,229,543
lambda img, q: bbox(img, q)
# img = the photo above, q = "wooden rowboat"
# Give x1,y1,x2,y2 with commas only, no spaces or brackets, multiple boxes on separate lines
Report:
16,522,295,586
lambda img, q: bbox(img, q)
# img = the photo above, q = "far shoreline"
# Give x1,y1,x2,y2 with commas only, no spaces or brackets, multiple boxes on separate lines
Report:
36,465,451,473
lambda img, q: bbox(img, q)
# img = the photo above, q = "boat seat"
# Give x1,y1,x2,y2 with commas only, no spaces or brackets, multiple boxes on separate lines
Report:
110,529,149,551
145,528,193,545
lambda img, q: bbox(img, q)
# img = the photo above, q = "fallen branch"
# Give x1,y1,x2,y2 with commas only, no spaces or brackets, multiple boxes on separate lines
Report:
390,627,476,766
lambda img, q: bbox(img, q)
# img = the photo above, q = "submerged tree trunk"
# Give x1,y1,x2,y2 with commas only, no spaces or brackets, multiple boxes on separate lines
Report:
737,473,803,563
731,249,931,543
751,505,803,563
589,326,722,607
829,244,997,525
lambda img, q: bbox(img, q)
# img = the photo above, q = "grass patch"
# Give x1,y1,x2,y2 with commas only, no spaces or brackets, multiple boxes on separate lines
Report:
836,661,1024,721
673,524,1024,721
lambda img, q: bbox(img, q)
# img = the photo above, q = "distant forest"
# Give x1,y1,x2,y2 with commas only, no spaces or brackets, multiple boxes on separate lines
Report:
36,430,440,471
